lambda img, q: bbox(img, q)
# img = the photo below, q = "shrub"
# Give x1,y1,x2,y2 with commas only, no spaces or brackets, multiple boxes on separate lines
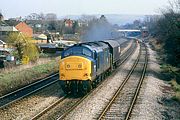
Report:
171,80,180,102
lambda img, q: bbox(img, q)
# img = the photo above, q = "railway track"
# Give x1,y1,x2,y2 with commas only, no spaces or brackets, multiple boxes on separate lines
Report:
0,39,135,120
31,40,137,120
31,95,67,120
0,73,59,109
97,42,148,120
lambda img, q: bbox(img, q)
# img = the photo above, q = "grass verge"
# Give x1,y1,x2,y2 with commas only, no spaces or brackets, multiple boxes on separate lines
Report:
160,60,180,102
0,59,59,96
171,80,180,102
149,38,180,102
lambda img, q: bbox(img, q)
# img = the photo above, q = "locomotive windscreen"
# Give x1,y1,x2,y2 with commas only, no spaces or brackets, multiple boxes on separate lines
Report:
62,47,92,58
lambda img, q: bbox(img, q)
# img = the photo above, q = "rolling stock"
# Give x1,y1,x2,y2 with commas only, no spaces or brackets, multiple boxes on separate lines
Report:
59,40,121,95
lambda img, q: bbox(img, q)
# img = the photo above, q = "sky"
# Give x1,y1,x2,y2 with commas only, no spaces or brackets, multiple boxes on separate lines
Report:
0,0,170,19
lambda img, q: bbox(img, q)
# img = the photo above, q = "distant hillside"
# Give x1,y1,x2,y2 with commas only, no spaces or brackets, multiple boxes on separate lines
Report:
104,14,146,25
59,14,146,25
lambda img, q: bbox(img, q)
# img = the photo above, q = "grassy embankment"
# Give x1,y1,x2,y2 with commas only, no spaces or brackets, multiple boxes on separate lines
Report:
0,58,60,96
150,38,180,102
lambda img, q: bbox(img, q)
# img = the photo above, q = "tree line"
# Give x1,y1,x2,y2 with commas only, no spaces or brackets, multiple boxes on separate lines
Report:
146,0,180,67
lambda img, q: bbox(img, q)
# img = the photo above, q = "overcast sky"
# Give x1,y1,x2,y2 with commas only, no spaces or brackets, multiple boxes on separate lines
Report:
1,0,170,18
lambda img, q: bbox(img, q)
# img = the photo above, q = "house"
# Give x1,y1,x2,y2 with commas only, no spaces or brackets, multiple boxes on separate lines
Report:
63,34,80,41
64,19,73,27
33,34,47,44
15,22,33,37
4,20,33,37
78,20,88,27
0,26,18,42
54,40,77,47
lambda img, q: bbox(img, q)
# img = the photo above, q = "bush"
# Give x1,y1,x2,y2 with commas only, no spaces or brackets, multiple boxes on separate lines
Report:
171,80,180,102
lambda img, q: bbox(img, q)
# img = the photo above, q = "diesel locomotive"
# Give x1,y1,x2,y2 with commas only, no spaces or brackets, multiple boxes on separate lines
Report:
59,40,121,95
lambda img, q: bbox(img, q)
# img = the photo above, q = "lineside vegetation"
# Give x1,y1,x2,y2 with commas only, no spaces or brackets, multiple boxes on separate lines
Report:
7,32,39,63
0,59,59,96
147,0,180,102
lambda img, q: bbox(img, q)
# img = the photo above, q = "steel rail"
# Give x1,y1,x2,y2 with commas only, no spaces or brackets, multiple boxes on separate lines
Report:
0,73,58,99
56,41,137,120
0,73,59,109
97,42,142,120
0,40,135,110
1,40,136,120
119,41,136,66
31,95,68,120
124,43,148,120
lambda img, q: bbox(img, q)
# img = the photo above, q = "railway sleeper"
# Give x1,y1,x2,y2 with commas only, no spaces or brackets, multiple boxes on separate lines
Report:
59,80,92,96
59,69,112,96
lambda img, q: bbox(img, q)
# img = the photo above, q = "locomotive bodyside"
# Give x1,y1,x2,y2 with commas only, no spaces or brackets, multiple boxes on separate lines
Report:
87,42,111,76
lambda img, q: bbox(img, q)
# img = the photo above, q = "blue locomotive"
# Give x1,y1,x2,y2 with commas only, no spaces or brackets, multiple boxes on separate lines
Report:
59,40,121,95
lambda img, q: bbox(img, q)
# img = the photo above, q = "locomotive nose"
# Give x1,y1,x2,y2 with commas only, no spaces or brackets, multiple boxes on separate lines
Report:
59,56,92,80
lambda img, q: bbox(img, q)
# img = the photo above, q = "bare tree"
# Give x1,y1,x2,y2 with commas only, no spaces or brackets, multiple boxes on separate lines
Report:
45,13,57,21
148,0,180,65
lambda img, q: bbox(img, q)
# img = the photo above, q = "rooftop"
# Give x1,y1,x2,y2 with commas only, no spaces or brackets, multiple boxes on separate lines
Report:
0,26,18,31
0,40,6,45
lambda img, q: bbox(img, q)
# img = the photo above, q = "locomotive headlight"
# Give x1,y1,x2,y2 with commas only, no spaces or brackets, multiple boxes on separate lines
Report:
67,64,70,68
60,73,65,77
84,73,88,77
78,64,82,68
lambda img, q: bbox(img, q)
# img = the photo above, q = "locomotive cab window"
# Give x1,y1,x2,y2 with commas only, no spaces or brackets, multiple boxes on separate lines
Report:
82,48,91,57
63,47,92,57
